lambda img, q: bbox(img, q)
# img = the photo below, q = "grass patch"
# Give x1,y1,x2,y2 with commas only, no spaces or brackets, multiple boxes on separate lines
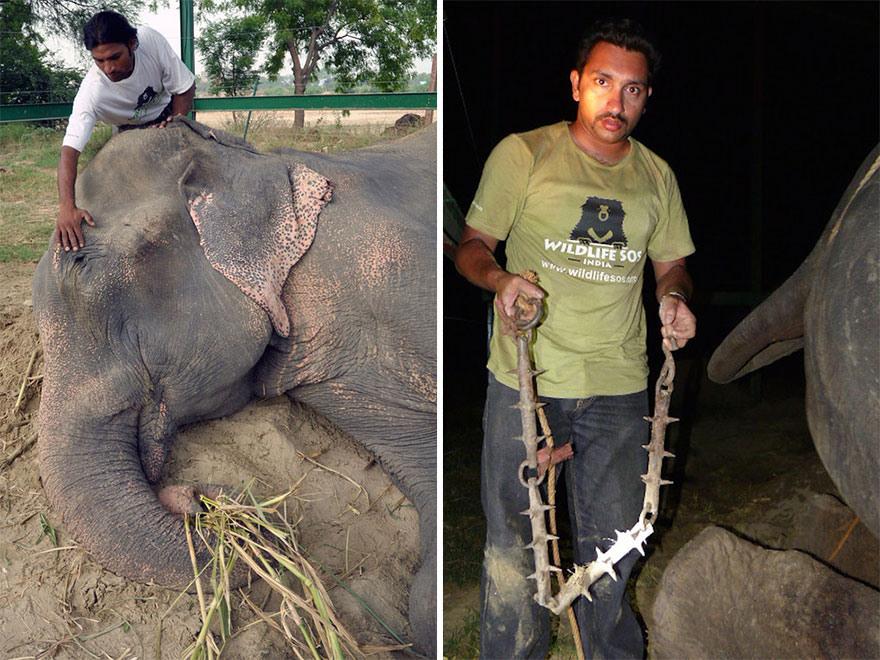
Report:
443,607,480,659
442,440,484,587
0,121,113,264
0,123,61,263
442,358,486,587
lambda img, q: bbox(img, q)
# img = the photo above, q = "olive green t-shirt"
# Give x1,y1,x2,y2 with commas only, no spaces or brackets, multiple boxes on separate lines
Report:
466,122,695,397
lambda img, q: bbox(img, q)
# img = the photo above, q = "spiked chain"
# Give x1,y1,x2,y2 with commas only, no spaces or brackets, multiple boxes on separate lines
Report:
510,293,678,615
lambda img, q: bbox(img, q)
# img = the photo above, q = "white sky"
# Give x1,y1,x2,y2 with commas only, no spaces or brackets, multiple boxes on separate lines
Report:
47,6,433,80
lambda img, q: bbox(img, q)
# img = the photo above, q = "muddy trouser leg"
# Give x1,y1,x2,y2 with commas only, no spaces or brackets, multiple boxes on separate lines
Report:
479,372,552,659
543,389,649,660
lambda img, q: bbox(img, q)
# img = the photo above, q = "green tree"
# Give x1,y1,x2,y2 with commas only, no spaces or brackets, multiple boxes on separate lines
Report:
202,0,436,127
0,0,81,105
24,0,146,44
196,15,267,96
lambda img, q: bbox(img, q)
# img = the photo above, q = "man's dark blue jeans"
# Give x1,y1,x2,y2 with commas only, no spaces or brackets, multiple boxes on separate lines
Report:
479,372,648,659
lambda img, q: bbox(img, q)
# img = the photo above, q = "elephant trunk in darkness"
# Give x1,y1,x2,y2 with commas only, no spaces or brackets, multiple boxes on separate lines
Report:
710,144,880,387
708,144,880,539
707,256,811,383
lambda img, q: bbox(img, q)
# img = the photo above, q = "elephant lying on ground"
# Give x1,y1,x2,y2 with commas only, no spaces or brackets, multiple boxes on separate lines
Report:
33,118,436,654
708,144,879,538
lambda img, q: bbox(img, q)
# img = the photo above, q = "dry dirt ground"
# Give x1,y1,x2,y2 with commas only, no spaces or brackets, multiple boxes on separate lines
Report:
0,262,421,658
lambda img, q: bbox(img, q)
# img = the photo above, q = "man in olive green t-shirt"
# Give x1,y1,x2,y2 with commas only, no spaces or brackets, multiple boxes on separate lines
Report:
454,18,696,660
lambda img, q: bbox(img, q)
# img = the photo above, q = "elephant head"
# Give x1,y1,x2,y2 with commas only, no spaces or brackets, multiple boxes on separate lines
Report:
33,118,436,653
708,144,879,538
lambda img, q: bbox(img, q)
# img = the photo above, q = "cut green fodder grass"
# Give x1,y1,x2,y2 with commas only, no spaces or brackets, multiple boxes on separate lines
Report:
177,483,409,659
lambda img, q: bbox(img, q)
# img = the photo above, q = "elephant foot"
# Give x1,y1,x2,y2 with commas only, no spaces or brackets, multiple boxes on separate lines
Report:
155,483,227,516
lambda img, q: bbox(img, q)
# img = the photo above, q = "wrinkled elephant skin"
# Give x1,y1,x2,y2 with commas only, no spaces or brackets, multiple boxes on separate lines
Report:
708,145,879,538
32,118,436,654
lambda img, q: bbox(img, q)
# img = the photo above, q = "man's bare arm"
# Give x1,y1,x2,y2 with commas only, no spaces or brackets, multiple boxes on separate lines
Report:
652,257,696,350
56,145,95,252
170,83,195,117
454,224,544,322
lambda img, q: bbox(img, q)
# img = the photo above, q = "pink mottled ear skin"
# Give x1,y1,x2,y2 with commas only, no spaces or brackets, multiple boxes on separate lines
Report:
188,163,332,338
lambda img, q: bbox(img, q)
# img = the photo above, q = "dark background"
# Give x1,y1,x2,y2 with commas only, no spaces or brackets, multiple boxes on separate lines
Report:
443,0,879,398
441,0,880,607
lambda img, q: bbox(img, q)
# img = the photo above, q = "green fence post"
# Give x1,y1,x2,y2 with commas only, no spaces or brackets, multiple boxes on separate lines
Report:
180,0,195,119
243,79,259,140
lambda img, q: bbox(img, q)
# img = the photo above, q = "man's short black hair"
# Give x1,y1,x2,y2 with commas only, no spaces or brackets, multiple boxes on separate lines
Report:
575,18,661,85
83,11,138,50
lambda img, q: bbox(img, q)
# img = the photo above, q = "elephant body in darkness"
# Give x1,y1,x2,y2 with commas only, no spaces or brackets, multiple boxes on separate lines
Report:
32,118,436,653
708,144,879,538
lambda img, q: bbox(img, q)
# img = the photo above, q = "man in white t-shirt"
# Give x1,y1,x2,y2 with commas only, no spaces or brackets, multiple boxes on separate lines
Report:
56,10,196,251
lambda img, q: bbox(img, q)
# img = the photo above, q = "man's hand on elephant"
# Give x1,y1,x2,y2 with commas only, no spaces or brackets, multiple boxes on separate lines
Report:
659,294,696,350
153,113,182,130
56,204,95,251
495,273,545,336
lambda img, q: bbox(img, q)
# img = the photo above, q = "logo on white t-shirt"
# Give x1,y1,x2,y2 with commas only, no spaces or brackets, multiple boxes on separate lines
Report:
131,86,160,120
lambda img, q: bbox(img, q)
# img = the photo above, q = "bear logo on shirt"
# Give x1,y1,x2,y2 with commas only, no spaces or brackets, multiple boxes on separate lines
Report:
136,86,157,108
131,86,158,119
569,196,627,248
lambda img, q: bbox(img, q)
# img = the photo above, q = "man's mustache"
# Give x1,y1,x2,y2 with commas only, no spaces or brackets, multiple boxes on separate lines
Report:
598,112,628,124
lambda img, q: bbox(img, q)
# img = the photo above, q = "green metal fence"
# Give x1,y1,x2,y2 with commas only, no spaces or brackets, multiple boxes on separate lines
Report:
0,92,437,123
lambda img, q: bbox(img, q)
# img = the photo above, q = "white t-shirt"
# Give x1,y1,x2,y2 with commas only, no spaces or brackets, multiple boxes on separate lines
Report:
62,26,195,152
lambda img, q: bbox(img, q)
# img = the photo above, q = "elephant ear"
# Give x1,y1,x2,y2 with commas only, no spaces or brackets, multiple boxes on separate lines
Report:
182,142,332,338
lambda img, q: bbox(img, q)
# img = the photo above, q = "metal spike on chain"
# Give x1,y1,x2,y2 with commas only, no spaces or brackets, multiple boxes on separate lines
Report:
510,277,678,612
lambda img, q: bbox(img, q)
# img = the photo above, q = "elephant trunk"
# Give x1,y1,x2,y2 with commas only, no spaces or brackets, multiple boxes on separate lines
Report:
707,255,814,384
38,410,216,589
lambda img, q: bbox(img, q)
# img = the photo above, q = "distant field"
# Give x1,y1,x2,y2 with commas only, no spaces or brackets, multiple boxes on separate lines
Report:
200,108,433,128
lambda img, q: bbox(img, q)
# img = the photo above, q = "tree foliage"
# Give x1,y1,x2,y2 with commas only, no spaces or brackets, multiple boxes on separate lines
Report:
2,0,149,105
0,0,81,104
21,0,147,44
195,15,267,96
199,0,436,125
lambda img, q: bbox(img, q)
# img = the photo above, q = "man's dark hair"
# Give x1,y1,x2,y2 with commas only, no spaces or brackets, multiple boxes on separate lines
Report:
83,11,138,50
575,18,661,85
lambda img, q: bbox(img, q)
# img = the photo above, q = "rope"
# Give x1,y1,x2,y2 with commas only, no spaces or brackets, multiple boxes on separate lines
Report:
539,406,586,660
827,515,860,563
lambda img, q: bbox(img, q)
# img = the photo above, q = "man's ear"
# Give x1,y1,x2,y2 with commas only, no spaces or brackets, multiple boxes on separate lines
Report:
570,70,581,101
